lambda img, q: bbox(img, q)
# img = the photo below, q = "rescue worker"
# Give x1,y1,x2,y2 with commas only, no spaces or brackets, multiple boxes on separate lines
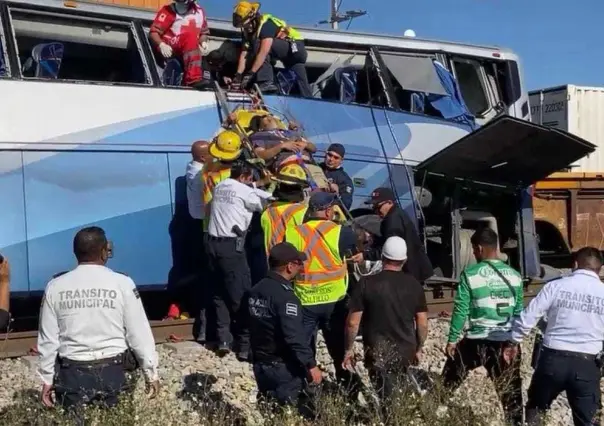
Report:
207,161,273,360
37,227,159,414
343,236,429,415
284,192,359,388
248,242,322,411
260,163,309,255
150,0,211,89
320,143,354,210
0,253,9,331
506,246,604,426
231,1,312,97
358,187,434,283
206,40,240,87
443,227,524,426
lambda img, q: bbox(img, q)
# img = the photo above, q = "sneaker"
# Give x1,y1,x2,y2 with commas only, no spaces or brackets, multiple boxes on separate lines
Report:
166,304,180,320
216,342,230,357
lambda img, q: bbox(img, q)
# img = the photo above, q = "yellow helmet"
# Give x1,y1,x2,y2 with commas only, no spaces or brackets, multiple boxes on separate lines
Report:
274,163,308,186
209,130,242,161
232,1,260,28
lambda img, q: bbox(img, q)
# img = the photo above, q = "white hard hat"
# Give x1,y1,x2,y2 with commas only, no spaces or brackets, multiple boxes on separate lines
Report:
382,236,407,261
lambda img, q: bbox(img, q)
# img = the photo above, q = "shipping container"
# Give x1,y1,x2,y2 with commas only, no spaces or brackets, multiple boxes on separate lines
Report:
529,84,604,173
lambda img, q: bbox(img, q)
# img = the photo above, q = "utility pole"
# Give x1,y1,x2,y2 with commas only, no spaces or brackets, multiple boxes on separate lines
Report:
317,0,367,30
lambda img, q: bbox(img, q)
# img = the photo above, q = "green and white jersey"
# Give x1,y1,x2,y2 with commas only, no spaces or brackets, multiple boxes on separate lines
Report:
448,259,523,343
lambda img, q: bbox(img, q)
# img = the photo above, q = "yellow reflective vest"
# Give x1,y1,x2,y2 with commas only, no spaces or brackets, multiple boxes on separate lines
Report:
201,164,231,231
261,201,308,255
285,220,347,306
257,14,303,41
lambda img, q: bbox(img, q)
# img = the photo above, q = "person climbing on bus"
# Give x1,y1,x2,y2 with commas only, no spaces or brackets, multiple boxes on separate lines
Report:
231,1,312,97
261,164,309,256
150,0,211,90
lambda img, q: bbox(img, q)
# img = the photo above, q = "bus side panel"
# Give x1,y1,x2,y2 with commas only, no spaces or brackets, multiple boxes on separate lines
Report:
0,152,28,292
22,151,173,291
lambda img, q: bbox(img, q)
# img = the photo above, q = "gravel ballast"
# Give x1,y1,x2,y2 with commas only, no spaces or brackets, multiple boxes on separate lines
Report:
0,318,596,425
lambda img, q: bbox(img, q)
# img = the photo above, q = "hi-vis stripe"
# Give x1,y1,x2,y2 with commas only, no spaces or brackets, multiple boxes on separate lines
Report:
266,204,306,253
296,222,346,285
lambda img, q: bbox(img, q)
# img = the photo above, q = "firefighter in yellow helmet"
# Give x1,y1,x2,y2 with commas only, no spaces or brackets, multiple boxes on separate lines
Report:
231,1,311,97
201,130,242,232
260,163,309,256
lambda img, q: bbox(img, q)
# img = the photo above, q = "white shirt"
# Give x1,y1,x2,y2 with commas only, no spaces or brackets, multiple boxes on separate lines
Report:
37,264,159,385
186,160,204,220
208,178,272,237
511,269,604,355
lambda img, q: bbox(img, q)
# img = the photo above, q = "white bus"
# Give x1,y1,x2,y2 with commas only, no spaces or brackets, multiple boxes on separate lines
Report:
0,0,590,294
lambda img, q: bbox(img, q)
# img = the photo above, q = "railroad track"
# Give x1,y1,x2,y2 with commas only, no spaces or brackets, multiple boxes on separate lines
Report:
0,282,547,360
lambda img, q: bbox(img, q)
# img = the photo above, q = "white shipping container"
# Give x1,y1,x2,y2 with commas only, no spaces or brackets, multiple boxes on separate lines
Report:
529,84,604,173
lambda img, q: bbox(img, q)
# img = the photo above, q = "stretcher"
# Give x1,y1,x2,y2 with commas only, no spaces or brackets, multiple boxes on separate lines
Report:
213,82,352,223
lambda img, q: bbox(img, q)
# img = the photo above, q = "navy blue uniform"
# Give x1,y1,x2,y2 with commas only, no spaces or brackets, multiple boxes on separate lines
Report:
320,163,354,210
247,271,315,406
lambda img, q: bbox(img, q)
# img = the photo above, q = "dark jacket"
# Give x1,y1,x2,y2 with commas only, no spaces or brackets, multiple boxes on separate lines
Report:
364,206,433,282
320,163,354,209
247,272,316,369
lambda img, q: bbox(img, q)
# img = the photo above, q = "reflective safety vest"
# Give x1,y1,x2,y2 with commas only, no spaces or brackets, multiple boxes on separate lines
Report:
285,220,347,306
257,14,303,41
201,165,231,231
261,202,308,255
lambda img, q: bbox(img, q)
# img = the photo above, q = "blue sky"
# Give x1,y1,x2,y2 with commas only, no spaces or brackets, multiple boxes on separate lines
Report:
205,0,602,91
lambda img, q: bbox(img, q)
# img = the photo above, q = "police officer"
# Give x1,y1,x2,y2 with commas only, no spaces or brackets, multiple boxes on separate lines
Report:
506,246,604,426
248,242,322,410
231,1,311,97
37,227,159,413
260,163,309,256
320,143,354,210
285,192,359,388
207,161,273,360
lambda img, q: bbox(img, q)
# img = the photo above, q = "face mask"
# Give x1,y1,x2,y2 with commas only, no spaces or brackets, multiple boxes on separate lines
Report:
174,2,188,15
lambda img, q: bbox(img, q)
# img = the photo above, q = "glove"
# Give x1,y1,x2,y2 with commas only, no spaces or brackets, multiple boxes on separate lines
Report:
199,41,209,56
159,42,173,59
240,72,254,89
230,73,243,90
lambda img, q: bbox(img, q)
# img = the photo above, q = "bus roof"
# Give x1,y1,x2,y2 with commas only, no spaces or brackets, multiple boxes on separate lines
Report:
7,0,518,59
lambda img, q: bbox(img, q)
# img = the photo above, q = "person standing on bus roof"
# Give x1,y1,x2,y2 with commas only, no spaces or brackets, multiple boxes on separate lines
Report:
150,0,211,90
231,1,311,97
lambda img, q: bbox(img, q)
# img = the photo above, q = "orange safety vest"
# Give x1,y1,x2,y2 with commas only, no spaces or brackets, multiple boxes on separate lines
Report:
260,202,308,255
285,220,347,305
202,164,231,230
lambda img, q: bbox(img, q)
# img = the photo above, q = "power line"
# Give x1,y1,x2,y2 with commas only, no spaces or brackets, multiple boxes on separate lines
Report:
317,0,366,30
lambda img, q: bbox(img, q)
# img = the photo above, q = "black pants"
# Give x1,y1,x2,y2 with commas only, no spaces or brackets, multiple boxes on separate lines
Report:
442,338,524,425
253,361,305,406
55,356,126,422
526,347,601,426
251,38,311,97
191,221,209,341
367,360,411,419
206,236,251,351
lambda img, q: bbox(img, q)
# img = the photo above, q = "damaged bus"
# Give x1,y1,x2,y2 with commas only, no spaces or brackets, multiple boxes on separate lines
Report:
0,0,594,298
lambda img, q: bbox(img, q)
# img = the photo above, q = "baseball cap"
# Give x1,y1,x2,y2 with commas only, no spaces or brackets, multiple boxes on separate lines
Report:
364,187,395,205
382,236,407,261
327,143,345,158
309,192,337,211
269,242,307,266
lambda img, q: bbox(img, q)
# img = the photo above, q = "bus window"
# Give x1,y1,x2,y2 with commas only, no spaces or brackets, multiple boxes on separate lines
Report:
8,8,150,84
451,58,490,116
0,18,7,77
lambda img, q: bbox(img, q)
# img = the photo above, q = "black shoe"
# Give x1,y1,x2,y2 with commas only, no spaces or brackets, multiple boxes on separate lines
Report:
256,81,279,93
236,351,249,362
216,342,231,357
189,80,213,91
196,331,206,344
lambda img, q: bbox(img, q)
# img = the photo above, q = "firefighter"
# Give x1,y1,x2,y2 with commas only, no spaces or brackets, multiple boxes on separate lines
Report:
150,0,211,89
260,163,309,256
231,1,311,97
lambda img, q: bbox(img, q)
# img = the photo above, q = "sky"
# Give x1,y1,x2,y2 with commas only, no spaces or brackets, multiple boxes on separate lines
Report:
204,0,603,91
